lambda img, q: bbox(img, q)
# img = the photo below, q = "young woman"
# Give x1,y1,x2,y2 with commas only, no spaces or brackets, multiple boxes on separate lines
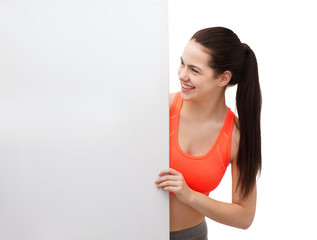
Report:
155,27,262,240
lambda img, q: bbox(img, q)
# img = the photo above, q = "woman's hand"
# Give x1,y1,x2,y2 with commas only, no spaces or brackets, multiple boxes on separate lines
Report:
155,168,194,203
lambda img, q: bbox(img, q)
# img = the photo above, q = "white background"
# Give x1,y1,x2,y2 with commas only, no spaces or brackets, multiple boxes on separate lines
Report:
168,0,317,239
0,1,169,239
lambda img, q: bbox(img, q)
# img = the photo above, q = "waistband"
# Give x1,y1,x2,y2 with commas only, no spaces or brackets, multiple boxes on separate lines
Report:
170,220,208,240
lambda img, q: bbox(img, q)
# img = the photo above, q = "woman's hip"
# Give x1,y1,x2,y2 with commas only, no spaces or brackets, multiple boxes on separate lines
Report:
170,219,208,240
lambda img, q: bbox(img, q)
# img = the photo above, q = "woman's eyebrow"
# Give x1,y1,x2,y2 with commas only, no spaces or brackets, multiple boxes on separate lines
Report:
180,57,203,72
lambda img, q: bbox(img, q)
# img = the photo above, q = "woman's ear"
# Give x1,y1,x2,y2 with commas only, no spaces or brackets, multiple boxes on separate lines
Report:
218,70,232,87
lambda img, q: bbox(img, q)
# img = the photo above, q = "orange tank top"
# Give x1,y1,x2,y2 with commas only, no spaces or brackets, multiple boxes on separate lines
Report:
169,92,235,196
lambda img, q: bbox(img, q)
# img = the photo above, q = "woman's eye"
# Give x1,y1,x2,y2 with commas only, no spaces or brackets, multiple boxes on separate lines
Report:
191,68,198,73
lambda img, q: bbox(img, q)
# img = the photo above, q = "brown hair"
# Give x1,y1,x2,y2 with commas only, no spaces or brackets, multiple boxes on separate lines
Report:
191,27,262,199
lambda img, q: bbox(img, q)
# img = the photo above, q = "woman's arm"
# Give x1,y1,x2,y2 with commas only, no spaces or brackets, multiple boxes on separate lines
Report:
155,123,257,229
155,165,256,229
185,161,256,229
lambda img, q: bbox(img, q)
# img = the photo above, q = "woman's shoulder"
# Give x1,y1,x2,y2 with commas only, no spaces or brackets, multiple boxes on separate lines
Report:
169,92,178,109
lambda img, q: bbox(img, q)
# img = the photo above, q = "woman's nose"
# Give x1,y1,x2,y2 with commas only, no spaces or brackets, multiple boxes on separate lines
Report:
178,67,189,81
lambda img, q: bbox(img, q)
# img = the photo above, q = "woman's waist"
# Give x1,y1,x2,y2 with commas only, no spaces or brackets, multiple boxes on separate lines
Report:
169,193,205,232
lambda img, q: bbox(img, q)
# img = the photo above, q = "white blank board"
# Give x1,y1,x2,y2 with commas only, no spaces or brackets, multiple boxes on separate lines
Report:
0,1,169,239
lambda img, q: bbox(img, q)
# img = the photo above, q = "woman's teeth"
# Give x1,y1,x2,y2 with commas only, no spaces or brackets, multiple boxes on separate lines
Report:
182,83,195,89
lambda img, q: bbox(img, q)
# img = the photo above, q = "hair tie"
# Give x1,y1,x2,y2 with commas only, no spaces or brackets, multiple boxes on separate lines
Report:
241,43,251,55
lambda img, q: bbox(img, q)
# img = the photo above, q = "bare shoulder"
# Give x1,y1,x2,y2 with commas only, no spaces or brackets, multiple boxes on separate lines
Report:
230,116,240,163
169,92,177,109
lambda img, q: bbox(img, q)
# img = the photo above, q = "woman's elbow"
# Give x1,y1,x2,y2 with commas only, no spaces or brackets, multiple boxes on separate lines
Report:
238,213,255,230
240,221,252,230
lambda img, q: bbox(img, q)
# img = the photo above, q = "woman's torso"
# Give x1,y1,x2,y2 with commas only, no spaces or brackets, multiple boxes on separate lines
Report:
169,92,236,231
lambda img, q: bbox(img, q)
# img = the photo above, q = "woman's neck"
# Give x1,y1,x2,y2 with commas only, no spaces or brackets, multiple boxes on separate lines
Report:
182,92,228,122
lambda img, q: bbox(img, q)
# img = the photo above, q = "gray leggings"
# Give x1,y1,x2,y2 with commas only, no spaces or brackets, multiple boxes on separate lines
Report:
170,220,208,240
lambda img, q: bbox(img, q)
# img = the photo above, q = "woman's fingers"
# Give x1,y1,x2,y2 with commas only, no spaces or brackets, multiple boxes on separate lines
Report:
155,174,178,184
160,186,179,192
155,168,194,203
155,168,185,191
158,168,181,177
156,180,179,189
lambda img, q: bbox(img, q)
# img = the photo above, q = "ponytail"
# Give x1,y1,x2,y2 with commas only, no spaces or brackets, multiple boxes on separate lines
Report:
236,43,262,199
191,27,262,200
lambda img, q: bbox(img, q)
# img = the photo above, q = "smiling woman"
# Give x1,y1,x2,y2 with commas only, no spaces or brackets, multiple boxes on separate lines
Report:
178,40,229,101
155,26,261,240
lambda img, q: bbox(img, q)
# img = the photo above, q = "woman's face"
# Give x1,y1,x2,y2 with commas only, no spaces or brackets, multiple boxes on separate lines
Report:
178,40,220,101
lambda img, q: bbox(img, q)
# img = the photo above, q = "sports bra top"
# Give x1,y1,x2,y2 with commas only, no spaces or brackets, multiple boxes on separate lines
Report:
169,92,235,196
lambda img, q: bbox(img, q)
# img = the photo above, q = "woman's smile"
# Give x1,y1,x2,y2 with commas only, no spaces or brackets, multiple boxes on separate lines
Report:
181,81,195,92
